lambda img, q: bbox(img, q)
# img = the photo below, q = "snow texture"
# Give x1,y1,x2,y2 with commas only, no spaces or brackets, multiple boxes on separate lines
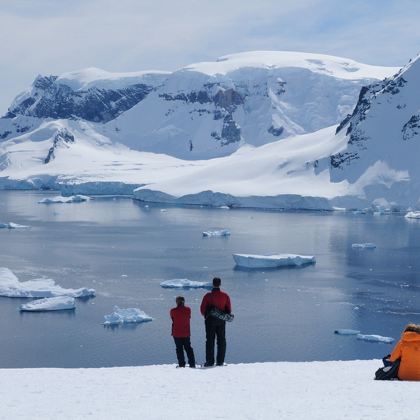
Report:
38,195,90,204
202,229,231,237
103,307,153,326
334,329,361,335
351,243,377,249
0,222,29,229
0,360,418,420
0,267,95,298
160,279,212,289
357,334,394,344
233,253,316,268
20,296,75,312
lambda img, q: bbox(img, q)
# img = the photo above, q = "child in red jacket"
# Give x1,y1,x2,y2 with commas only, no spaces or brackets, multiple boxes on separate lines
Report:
170,296,196,368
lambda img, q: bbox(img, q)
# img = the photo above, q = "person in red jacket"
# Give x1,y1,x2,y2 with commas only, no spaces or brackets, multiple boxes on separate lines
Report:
170,296,196,368
200,277,232,367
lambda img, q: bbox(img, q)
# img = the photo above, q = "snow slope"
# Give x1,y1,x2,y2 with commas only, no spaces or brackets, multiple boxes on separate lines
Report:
0,361,418,420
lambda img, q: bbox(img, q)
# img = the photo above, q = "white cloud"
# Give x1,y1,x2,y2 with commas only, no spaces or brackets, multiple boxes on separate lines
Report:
0,0,419,113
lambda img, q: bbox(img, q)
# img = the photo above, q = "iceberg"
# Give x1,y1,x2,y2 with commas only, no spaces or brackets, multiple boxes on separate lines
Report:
38,195,90,204
405,211,420,219
351,243,376,249
233,253,316,268
103,307,153,326
0,222,29,229
20,296,76,312
356,334,394,344
0,267,95,298
202,229,231,237
334,329,361,335
160,279,212,289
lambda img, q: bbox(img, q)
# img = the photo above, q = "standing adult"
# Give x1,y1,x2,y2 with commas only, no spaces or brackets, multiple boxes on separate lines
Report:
200,277,232,367
170,296,196,368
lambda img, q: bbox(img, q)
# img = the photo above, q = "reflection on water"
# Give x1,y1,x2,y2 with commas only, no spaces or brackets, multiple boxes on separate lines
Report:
0,190,419,368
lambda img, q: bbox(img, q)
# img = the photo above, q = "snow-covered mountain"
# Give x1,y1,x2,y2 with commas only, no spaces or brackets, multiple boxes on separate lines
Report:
0,51,398,159
329,54,420,206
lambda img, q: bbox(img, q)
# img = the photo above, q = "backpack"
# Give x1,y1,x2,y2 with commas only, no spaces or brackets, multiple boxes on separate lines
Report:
374,358,400,380
208,307,234,322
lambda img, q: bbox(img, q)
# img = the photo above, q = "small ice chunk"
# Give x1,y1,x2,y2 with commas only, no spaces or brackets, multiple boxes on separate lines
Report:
356,334,394,343
20,296,76,312
219,206,230,209
351,243,376,249
160,279,211,289
405,211,420,219
334,329,361,335
160,209,167,212
0,267,95,298
0,222,29,229
103,307,153,325
202,229,231,237
38,195,90,204
233,253,315,268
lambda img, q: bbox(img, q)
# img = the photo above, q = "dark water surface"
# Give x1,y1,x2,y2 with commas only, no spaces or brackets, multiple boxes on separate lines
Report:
0,191,419,368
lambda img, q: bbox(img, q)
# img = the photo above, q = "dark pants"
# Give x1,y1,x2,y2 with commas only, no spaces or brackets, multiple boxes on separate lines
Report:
173,337,195,367
205,317,226,366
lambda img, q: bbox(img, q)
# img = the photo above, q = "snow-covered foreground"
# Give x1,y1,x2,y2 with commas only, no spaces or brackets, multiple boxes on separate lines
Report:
0,360,418,420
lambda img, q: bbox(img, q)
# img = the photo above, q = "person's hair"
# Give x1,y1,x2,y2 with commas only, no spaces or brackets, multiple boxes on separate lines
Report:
213,277,221,287
404,323,420,334
176,296,185,307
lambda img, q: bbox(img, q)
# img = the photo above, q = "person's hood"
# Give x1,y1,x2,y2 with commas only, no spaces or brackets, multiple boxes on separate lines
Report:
402,331,420,342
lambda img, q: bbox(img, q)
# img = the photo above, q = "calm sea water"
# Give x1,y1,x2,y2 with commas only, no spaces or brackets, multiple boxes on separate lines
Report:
0,190,419,368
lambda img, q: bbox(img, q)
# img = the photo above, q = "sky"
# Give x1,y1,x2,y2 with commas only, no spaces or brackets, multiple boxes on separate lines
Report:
0,0,419,112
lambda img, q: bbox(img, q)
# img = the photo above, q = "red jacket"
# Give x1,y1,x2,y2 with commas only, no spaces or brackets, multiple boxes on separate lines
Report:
170,305,191,338
200,288,232,316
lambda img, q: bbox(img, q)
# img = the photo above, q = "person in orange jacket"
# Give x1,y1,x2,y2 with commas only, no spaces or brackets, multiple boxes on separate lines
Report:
390,323,420,380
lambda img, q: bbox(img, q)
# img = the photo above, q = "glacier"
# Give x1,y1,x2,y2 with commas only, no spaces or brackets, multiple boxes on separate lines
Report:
233,253,316,269
0,267,95,298
20,296,76,312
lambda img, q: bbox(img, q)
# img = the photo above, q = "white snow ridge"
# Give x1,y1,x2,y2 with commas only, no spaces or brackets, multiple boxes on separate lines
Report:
0,267,95,298
160,279,212,289
233,253,316,269
20,296,76,312
103,307,153,325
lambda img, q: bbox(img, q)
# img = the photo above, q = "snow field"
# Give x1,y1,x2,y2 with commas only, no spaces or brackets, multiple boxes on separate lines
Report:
0,360,418,420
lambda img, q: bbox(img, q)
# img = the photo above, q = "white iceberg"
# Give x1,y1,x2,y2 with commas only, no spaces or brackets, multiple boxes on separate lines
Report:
233,253,316,268
38,195,90,204
356,334,394,344
160,279,211,289
351,243,376,249
20,296,76,312
103,307,153,326
0,222,29,229
334,329,361,335
405,211,420,219
202,229,231,237
0,267,95,298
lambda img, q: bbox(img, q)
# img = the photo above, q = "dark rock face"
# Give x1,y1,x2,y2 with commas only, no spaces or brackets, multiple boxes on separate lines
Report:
44,128,75,164
9,76,153,123
268,125,284,137
402,114,420,141
221,115,241,145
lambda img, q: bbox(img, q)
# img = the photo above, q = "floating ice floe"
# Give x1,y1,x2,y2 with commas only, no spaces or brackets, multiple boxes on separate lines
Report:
202,229,231,237
0,222,29,229
351,243,376,249
334,329,361,335
0,267,95,298
356,334,394,344
103,307,153,326
20,296,76,312
160,279,212,289
38,195,90,204
404,211,420,219
233,253,316,269
160,208,168,212
219,205,230,210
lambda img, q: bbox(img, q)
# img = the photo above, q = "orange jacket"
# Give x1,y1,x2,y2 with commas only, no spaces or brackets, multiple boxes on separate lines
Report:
390,331,420,380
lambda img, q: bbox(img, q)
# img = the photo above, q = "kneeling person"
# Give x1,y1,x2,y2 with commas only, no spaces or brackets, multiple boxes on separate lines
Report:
170,296,196,368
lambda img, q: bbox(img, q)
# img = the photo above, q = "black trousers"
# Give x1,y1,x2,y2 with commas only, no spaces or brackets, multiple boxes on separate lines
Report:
205,318,226,366
173,337,195,367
